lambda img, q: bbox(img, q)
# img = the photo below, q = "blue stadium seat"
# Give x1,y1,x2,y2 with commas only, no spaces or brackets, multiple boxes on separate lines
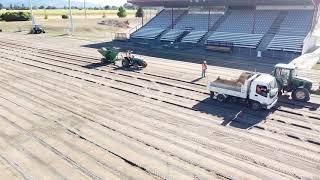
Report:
131,10,185,40
207,10,279,48
181,31,208,43
174,13,222,31
267,10,313,52
131,28,166,40
160,29,186,42
207,32,264,48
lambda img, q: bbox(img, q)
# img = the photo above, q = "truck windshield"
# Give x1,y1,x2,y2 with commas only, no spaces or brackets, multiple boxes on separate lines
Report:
291,69,297,77
269,79,278,89
269,79,278,98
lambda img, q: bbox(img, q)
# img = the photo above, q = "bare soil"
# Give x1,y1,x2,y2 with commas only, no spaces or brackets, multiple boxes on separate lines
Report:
0,33,319,179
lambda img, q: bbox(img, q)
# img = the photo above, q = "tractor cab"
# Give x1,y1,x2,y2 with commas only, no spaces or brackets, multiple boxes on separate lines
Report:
31,25,45,34
272,63,296,89
272,63,312,102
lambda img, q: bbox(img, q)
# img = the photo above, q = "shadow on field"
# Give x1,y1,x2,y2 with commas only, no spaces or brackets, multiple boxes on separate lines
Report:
82,61,111,69
192,98,270,129
82,61,144,72
278,95,320,111
81,41,293,73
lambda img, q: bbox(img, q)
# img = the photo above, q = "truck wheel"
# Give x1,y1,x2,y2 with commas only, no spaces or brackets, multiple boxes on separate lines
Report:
292,88,310,102
230,97,238,103
210,92,215,100
216,94,226,103
251,101,261,111
122,59,130,68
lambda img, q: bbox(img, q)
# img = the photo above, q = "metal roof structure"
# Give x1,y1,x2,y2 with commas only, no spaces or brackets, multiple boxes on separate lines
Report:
128,0,315,7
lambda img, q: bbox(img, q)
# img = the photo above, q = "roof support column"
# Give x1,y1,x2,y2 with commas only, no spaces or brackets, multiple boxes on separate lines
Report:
251,0,256,34
208,8,211,31
172,8,174,29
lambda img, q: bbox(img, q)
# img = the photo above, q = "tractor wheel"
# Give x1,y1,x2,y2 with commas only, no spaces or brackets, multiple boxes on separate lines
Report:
122,59,130,68
216,94,226,103
140,61,147,68
101,58,106,64
250,101,261,111
292,88,310,102
137,60,147,68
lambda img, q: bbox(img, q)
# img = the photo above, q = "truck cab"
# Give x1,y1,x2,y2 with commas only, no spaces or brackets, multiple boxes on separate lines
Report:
249,74,279,110
272,63,312,102
208,73,278,110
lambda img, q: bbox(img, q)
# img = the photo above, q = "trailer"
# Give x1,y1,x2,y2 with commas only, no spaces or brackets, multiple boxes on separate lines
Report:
208,72,279,110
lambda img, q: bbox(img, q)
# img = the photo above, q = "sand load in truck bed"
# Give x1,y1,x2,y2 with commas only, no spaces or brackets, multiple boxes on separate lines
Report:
211,72,253,92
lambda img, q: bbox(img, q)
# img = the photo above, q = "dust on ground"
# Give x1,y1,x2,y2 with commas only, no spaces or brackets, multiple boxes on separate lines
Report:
98,19,131,29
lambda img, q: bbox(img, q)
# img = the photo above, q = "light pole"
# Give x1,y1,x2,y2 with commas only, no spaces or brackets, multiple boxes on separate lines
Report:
29,0,35,27
69,0,74,35
84,0,87,19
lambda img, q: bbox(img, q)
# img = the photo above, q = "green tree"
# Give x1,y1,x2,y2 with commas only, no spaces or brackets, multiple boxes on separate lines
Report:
135,7,144,18
0,3,3,9
1,12,31,21
117,6,127,18
104,5,110,10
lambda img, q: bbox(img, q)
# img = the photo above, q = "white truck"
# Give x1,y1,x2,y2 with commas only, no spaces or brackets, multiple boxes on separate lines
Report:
208,72,279,110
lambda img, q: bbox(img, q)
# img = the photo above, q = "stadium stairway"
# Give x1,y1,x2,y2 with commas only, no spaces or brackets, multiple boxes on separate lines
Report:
156,10,189,41
200,9,232,45
257,11,288,52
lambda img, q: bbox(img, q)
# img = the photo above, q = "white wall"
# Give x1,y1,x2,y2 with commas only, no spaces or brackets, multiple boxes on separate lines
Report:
257,5,314,10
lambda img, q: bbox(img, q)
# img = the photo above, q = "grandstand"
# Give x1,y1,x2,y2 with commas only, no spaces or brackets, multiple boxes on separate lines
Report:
129,0,318,57
267,10,314,52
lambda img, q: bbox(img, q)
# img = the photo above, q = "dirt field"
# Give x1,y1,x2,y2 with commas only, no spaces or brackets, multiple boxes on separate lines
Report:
0,33,319,179
0,9,157,41
0,17,140,41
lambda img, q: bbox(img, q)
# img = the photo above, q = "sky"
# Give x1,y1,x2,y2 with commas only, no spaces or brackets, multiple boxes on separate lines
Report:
73,0,127,6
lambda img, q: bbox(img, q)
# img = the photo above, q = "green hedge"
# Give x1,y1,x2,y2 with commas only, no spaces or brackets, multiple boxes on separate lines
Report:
0,12,31,21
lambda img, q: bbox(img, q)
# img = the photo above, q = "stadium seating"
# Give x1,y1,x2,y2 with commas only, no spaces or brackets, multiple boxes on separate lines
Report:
174,13,222,31
159,12,222,43
267,10,313,52
181,31,207,43
207,32,264,48
131,28,165,40
131,8,313,54
160,29,186,42
207,10,278,48
131,9,185,40
144,10,186,28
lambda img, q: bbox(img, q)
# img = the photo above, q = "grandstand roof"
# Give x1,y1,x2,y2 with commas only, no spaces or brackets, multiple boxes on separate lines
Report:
129,0,314,7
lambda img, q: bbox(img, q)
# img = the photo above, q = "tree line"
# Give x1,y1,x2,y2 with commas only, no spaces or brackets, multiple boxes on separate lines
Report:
0,2,146,20
0,3,136,10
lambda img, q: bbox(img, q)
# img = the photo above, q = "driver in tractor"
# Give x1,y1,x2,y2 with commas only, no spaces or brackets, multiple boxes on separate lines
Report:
275,68,289,94
126,50,134,60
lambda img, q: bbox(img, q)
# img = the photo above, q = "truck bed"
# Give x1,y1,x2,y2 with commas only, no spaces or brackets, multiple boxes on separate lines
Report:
210,72,253,92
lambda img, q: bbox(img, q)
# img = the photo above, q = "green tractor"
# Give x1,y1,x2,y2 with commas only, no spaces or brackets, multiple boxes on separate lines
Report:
272,63,313,102
98,47,147,68
30,25,46,34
